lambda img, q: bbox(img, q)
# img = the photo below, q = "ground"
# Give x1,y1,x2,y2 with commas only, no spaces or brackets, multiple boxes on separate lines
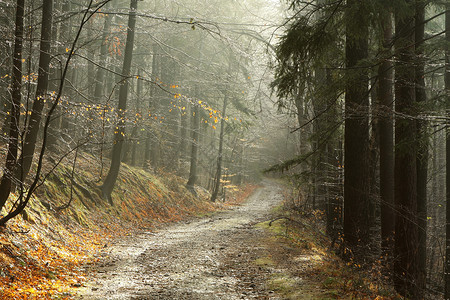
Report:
74,179,336,300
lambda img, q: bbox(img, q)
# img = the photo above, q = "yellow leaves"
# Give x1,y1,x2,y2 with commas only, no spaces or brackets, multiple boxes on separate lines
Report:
65,47,70,53
212,125,216,129
24,287,36,294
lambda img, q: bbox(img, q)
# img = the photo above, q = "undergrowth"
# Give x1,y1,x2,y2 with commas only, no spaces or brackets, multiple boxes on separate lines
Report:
256,187,401,300
0,152,254,299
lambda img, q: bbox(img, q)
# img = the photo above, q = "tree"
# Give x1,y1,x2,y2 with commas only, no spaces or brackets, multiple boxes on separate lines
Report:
343,0,371,258
186,90,200,193
0,0,103,226
378,8,395,259
0,0,24,210
415,0,428,291
15,0,53,184
393,0,420,296
210,93,228,202
93,2,113,102
101,0,138,203
444,1,450,298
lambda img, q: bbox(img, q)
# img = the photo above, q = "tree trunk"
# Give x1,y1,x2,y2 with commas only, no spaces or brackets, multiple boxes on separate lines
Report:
186,98,200,193
131,70,142,166
0,0,24,211
415,1,428,294
150,47,161,170
93,6,112,102
0,2,13,130
378,9,395,260
444,4,450,299
393,2,419,297
101,0,138,203
144,45,159,169
343,0,371,259
179,104,188,160
211,94,228,202
47,0,71,150
14,0,53,185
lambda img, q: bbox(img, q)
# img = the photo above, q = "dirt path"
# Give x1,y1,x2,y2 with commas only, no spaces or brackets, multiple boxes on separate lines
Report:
76,179,285,299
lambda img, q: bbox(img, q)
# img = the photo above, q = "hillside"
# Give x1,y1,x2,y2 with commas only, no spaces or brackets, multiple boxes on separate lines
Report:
0,152,253,299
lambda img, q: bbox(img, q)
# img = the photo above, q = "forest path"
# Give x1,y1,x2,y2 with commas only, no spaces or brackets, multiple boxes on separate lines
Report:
76,179,288,299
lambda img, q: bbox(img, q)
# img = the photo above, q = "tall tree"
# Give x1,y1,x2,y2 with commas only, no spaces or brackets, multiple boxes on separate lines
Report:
211,93,228,202
15,0,53,184
444,2,450,298
93,3,112,102
186,92,200,193
393,0,419,297
101,0,138,203
144,44,160,170
378,9,395,259
0,0,24,210
415,0,428,292
343,0,371,258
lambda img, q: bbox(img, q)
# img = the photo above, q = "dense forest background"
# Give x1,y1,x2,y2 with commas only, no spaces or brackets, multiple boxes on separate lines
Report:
0,0,287,219
0,0,449,299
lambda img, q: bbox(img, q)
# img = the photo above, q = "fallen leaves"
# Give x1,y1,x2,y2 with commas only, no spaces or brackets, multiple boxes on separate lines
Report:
0,154,252,299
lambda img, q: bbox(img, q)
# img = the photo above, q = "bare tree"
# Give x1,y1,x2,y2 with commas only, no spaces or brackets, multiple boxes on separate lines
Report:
101,0,138,203
0,0,24,211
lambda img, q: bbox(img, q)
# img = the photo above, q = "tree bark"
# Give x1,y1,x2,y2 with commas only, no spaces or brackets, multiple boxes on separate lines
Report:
15,0,53,184
415,1,428,295
378,9,395,260
144,45,159,169
186,97,200,193
130,70,142,166
343,0,371,259
0,0,24,211
444,3,450,299
393,1,419,297
93,6,112,102
211,94,228,202
179,104,188,160
101,0,138,203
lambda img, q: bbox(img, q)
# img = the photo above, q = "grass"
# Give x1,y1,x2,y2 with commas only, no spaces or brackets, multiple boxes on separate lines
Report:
253,202,399,300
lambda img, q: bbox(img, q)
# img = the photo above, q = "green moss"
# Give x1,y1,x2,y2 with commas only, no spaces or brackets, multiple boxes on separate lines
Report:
268,273,339,300
254,257,274,267
255,219,285,236
269,273,297,292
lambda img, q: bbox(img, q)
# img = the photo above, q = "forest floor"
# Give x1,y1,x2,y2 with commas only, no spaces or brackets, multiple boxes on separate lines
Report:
0,159,398,299
74,179,347,300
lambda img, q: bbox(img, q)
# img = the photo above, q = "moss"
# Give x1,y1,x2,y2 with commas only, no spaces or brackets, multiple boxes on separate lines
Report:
256,219,286,236
254,257,274,267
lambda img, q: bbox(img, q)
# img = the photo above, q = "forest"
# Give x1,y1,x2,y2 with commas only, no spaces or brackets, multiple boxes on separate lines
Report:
0,0,448,299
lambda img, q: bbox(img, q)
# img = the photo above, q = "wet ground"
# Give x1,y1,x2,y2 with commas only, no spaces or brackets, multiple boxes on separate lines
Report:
76,179,285,299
